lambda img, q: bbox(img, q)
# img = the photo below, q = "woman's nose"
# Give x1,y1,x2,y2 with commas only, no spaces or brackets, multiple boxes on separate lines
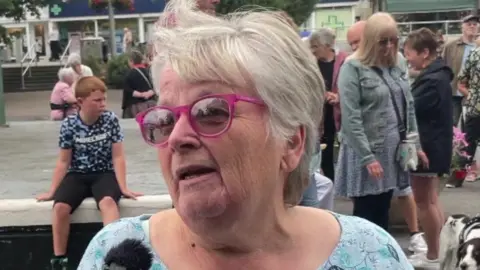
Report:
168,114,200,152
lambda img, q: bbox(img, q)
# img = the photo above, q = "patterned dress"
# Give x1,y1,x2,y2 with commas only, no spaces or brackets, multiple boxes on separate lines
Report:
335,68,410,198
78,213,413,269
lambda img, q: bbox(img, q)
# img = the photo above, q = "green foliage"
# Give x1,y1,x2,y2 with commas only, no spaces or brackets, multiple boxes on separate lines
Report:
0,0,56,20
83,55,105,78
0,0,56,44
106,54,129,88
215,0,316,26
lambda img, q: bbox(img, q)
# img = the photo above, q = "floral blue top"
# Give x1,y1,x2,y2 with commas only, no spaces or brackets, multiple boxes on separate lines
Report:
78,213,413,270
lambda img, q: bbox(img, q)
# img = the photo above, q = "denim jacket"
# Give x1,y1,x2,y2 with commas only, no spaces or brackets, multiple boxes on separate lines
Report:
337,58,419,166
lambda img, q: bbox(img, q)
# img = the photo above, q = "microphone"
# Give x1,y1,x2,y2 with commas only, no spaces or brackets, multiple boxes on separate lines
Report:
103,239,153,270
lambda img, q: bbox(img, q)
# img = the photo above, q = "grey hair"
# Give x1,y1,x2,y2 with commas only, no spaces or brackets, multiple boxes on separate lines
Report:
151,0,325,205
57,67,74,82
309,28,336,48
66,53,81,67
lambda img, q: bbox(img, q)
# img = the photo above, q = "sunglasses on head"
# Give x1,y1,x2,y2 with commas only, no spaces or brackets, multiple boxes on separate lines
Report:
378,36,399,46
135,94,265,147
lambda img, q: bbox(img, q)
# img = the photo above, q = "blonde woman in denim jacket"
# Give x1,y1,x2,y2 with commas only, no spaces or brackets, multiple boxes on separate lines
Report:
335,13,423,231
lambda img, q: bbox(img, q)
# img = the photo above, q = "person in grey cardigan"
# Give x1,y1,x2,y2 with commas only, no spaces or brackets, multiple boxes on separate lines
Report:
335,13,423,231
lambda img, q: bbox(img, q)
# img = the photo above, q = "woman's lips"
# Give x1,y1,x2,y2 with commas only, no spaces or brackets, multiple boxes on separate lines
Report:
178,171,220,191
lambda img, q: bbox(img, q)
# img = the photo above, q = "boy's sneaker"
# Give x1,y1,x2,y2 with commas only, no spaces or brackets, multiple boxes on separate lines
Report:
50,256,68,270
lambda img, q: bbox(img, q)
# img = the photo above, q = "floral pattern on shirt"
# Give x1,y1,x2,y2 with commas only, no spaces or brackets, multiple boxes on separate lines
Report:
457,47,480,117
78,213,413,270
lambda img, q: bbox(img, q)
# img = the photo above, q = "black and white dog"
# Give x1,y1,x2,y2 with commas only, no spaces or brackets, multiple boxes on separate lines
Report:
439,214,480,270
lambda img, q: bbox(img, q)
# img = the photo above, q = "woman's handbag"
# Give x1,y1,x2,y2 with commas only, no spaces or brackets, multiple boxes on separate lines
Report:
122,67,157,118
371,67,418,171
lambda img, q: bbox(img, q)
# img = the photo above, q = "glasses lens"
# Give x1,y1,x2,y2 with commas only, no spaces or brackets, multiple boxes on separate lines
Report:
141,108,175,145
379,36,399,46
191,97,231,135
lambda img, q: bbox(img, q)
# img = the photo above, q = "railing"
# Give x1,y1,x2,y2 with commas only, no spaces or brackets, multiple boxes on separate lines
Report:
20,43,37,89
60,39,72,67
397,20,463,37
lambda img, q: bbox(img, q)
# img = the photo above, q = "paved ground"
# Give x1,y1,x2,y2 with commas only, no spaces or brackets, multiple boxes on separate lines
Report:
3,91,480,263
4,90,123,121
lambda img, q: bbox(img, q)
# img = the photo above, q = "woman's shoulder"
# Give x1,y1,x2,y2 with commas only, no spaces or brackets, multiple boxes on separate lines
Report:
78,215,159,269
322,213,413,270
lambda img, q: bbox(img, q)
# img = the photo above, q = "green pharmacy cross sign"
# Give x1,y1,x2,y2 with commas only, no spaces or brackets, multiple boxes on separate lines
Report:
50,4,63,16
322,15,345,30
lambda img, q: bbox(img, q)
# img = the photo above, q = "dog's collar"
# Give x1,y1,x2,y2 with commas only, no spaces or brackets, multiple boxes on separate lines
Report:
459,215,480,245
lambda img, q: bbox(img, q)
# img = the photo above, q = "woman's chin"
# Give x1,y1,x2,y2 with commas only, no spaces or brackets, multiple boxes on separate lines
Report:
177,188,229,219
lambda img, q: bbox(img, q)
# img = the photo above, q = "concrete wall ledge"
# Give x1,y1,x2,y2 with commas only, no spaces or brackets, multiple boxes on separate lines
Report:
0,195,173,227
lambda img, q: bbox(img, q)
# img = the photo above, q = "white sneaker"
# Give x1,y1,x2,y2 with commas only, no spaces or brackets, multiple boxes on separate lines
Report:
409,253,439,270
408,232,428,254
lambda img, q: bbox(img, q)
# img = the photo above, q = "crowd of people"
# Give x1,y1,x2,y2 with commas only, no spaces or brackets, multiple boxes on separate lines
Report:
36,0,480,269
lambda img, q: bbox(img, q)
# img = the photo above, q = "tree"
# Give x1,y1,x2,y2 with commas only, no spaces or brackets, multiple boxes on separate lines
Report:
0,0,56,43
216,0,317,26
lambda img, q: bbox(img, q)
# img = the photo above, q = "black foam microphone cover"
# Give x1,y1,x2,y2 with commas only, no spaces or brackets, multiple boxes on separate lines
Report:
103,238,153,270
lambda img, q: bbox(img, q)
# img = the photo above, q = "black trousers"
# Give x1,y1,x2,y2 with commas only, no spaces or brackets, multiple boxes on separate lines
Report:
352,190,394,231
50,40,61,60
452,96,463,127
463,114,480,166
321,131,335,181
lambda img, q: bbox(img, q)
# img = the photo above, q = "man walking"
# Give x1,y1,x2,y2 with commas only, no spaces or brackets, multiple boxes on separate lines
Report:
443,14,479,126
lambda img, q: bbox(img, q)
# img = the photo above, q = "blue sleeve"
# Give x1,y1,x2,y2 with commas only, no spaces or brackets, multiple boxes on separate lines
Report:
338,61,375,166
59,118,73,149
110,112,124,143
327,215,414,269
78,218,148,270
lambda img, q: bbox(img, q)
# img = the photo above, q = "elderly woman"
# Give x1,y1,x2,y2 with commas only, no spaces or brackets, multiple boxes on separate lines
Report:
78,1,412,269
403,27,452,269
66,53,93,81
335,13,423,231
49,68,77,120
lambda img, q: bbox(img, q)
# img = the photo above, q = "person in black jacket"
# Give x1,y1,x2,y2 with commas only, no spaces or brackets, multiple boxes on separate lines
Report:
121,51,157,118
403,28,452,268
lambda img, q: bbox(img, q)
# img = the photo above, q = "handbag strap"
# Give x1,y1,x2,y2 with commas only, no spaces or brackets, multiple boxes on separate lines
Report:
134,67,153,90
371,67,407,140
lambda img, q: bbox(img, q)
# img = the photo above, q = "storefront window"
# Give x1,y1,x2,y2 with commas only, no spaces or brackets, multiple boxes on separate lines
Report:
98,18,138,54
144,18,158,43
98,18,138,41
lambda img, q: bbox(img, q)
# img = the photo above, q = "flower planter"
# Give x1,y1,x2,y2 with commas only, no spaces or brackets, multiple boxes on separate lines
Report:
445,170,467,188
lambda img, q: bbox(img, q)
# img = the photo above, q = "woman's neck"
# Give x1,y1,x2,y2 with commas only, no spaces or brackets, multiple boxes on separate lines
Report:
182,202,295,255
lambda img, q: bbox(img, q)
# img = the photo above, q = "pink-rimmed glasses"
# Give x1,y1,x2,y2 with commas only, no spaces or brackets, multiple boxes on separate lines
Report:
135,94,265,146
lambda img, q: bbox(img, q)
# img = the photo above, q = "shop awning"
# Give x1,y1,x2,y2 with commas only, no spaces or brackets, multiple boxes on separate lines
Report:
386,0,475,13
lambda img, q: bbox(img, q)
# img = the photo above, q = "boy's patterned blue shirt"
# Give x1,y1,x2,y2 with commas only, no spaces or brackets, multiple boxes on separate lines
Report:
59,111,124,173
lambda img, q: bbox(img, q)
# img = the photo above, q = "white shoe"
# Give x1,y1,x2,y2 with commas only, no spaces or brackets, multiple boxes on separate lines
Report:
408,253,439,270
408,232,428,254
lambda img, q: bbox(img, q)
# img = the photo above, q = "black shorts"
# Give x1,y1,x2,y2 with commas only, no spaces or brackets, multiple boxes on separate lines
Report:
53,171,122,213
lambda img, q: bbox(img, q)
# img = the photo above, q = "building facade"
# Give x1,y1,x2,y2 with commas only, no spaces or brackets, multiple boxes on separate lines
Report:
0,0,367,61
0,0,166,61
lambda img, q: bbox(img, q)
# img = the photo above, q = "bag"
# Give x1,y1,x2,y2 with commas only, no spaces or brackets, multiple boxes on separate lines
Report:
123,100,157,119
134,67,158,101
371,67,418,171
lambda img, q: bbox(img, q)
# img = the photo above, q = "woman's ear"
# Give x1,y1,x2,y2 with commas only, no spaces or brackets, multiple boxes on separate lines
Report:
280,126,306,173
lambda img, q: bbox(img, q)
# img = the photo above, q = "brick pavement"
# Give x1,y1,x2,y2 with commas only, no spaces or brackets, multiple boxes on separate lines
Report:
0,120,165,199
